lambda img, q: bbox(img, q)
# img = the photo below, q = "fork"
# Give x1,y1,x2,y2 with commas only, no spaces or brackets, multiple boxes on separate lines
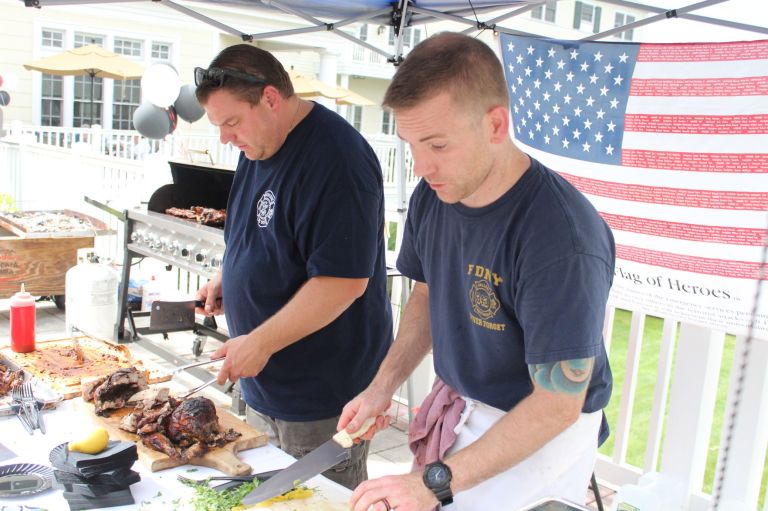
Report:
178,378,217,399
11,384,34,435
177,468,281,486
20,382,42,434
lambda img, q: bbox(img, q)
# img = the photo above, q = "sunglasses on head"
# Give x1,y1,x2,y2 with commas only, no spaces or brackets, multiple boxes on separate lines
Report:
194,66,267,88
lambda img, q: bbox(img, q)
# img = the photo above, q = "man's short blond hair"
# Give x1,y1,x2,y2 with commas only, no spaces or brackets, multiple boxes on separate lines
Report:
383,32,509,116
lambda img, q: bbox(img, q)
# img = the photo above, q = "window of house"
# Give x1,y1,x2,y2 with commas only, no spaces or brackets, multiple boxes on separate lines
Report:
382,110,395,135
74,74,103,127
573,1,601,33
402,27,412,47
114,38,142,58
531,0,557,22
614,12,635,41
112,39,145,130
41,74,63,126
359,24,368,42
74,33,104,47
151,42,171,60
348,106,362,131
42,29,64,48
113,79,141,130
389,27,422,48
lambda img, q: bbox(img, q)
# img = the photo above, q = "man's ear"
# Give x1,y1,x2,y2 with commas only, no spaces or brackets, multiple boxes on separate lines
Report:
488,104,510,143
261,85,281,110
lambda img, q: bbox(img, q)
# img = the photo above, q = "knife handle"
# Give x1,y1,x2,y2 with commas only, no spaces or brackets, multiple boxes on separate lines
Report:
333,417,376,447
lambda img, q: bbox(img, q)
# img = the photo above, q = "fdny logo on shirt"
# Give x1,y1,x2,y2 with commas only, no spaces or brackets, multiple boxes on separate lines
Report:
256,190,276,228
467,264,506,332
470,279,500,320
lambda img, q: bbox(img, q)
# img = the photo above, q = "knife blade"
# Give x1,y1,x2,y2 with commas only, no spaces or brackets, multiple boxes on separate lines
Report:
240,417,375,506
148,300,202,331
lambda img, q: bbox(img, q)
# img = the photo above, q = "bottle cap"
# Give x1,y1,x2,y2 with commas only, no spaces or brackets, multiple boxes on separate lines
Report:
11,283,35,306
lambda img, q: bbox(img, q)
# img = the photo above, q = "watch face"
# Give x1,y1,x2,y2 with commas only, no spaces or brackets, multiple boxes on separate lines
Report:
427,464,450,486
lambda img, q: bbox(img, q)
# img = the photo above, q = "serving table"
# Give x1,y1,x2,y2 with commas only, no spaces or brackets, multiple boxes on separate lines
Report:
0,397,353,510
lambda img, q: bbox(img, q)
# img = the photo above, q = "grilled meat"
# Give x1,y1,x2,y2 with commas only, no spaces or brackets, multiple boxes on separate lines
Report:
164,206,226,226
167,397,220,446
119,395,241,460
83,367,148,416
142,432,182,459
0,366,24,397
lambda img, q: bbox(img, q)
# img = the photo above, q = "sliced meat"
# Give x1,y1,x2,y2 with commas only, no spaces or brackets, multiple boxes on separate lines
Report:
142,432,182,459
91,367,149,416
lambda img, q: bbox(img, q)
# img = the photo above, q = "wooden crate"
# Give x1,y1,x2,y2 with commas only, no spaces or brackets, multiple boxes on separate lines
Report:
0,231,94,298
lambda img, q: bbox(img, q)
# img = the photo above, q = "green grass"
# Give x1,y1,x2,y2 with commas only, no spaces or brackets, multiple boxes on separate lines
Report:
598,309,767,509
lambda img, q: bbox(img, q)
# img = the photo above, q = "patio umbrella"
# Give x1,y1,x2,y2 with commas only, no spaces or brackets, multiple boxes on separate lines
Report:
302,88,377,106
334,89,376,106
289,70,347,99
24,44,145,126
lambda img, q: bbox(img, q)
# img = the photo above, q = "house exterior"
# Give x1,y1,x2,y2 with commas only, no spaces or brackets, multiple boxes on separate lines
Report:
0,0,650,137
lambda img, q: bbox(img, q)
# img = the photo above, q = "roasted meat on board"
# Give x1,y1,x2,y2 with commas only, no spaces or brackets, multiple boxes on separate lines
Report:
120,395,241,461
82,367,149,416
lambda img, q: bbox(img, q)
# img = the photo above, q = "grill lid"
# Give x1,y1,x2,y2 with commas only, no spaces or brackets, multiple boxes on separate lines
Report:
148,160,235,213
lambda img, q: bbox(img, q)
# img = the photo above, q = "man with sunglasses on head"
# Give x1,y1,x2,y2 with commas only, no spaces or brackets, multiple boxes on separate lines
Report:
194,44,393,489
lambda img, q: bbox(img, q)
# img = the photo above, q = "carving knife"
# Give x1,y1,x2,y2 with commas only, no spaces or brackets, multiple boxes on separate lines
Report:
240,417,375,506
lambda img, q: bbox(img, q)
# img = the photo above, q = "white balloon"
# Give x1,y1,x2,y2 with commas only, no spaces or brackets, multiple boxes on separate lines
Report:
141,63,181,108
2,72,19,92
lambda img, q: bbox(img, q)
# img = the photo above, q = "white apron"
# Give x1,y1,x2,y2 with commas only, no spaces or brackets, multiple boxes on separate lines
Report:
444,399,602,511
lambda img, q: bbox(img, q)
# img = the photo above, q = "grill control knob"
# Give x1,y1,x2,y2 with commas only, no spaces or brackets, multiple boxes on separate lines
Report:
169,241,181,256
210,254,223,268
130,231,141,242
195,250,208,264
181,246,191,258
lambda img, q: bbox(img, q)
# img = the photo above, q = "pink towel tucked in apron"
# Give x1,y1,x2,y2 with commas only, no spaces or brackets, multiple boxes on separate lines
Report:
408,377,465,472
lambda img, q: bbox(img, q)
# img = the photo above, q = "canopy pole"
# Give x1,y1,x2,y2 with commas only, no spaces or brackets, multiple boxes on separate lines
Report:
581,0,730,41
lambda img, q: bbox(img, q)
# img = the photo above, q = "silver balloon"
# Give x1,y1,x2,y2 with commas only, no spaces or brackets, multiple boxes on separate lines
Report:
133,101,172,139
174,84,205,123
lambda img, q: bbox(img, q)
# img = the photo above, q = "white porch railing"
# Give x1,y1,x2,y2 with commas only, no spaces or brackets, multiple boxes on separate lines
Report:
2,129,766,511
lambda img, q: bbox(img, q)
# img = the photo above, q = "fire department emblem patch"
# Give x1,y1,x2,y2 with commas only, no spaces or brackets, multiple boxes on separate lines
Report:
470,279,500,320
256,190,276,228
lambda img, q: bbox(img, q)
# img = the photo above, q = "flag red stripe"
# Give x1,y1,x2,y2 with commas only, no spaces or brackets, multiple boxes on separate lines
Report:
602,213,766,245
629,77,768,97
617,244,767,280
621,150,768,172
637,41,768,62
624,114,768,135
559,172,768,210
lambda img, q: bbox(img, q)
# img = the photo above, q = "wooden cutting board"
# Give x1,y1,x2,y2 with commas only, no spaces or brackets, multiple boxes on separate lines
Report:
74,400,268,475
0,337,171,399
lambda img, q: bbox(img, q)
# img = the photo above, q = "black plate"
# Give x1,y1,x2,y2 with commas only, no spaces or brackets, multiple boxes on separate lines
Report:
49,442,137,478
0,463,54,497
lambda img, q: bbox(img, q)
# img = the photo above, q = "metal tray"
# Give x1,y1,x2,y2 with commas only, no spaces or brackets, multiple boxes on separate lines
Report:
0,209,113,239
0,360,63,417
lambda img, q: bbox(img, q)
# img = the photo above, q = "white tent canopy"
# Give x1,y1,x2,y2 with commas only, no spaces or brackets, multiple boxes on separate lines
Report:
21,0,768,66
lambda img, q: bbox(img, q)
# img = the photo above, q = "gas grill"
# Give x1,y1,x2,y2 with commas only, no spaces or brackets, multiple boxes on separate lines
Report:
91,160,242,408
124,160,233,278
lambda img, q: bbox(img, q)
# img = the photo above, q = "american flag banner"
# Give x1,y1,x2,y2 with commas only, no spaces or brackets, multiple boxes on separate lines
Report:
499,34,768,336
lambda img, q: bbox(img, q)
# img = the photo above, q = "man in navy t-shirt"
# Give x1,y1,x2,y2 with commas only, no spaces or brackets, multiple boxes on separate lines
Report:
341,33,615,511
194,44,392,489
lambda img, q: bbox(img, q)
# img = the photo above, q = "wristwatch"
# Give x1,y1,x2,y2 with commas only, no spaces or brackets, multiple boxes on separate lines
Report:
423,461,454,507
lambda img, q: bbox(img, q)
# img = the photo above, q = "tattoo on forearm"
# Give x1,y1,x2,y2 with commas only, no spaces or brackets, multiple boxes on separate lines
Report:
529,358,594,394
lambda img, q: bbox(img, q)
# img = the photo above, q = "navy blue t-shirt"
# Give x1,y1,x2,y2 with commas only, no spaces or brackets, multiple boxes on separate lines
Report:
222,102,393,421
397,158,614,441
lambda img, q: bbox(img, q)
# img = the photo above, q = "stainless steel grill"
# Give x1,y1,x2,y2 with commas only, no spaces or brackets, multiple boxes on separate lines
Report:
125,209,224,279
93,160,241,408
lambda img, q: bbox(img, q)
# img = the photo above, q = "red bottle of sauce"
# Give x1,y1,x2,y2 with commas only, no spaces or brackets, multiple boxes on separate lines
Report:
10,283,36,353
